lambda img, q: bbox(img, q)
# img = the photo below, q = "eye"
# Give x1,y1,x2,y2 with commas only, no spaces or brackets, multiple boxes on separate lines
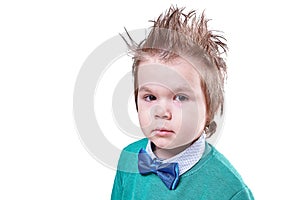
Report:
144,94,157,102
174,94,189,102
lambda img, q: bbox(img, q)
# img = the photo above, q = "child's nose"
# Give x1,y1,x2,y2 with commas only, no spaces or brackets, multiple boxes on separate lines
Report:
153,101,172,120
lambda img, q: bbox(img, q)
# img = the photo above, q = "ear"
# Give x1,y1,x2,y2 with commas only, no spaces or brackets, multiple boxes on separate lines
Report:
205,121,217,138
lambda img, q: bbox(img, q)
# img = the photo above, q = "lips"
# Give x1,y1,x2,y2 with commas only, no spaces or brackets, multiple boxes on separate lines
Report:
151,128,174,137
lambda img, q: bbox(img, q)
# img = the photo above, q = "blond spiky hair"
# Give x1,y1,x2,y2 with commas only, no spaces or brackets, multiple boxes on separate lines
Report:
122,6,228,137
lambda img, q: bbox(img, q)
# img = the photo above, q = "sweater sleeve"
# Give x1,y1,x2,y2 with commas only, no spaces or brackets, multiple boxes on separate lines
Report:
111,170,123,200
230,186,254,200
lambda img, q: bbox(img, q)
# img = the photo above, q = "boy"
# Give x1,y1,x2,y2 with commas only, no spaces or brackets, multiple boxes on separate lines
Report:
111,6,254,199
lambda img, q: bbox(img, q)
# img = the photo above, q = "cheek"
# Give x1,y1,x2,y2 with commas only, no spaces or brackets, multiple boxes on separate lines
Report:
137,102,152,128
138,111,149,128
180,102,206,132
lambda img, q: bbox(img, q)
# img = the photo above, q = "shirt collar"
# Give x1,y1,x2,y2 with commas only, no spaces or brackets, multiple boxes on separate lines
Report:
145,133,206,175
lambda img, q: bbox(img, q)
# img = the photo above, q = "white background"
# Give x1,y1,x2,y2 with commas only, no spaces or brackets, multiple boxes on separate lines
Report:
1,0,300,199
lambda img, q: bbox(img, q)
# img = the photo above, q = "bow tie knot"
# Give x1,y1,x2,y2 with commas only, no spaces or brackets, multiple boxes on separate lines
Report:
138,148,180,190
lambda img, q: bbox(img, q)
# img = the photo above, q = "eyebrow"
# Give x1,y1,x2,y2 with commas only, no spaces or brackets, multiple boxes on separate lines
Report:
138,86,153,93
138,85,194,93
172,86,194,93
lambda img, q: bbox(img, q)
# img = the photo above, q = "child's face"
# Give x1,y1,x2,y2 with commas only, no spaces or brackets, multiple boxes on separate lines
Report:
136,57,207,150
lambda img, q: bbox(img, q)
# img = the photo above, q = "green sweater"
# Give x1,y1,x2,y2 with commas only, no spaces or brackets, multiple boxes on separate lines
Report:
111,138,254,200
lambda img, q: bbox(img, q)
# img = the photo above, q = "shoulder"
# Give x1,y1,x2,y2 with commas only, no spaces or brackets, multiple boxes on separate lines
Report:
208,143,244,182
116,138,148,173
123,138,148,152
190,142,254,198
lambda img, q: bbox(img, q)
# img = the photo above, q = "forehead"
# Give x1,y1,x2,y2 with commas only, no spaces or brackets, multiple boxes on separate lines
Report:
137,58,201,92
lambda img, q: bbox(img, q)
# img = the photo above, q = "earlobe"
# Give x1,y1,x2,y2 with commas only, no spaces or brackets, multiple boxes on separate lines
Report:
204,121,217,138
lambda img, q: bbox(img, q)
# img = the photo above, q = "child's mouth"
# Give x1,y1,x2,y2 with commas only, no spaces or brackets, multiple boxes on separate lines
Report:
151,128,174,137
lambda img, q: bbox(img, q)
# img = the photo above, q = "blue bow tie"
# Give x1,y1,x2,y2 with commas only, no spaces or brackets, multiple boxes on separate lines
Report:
138,148,180,190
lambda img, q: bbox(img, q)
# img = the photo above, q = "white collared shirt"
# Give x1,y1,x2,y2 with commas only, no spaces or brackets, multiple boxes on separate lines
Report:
145,133,206,175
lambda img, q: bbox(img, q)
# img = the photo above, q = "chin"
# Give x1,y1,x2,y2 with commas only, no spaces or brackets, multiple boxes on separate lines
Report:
151,138,175,149
157,139,196,150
